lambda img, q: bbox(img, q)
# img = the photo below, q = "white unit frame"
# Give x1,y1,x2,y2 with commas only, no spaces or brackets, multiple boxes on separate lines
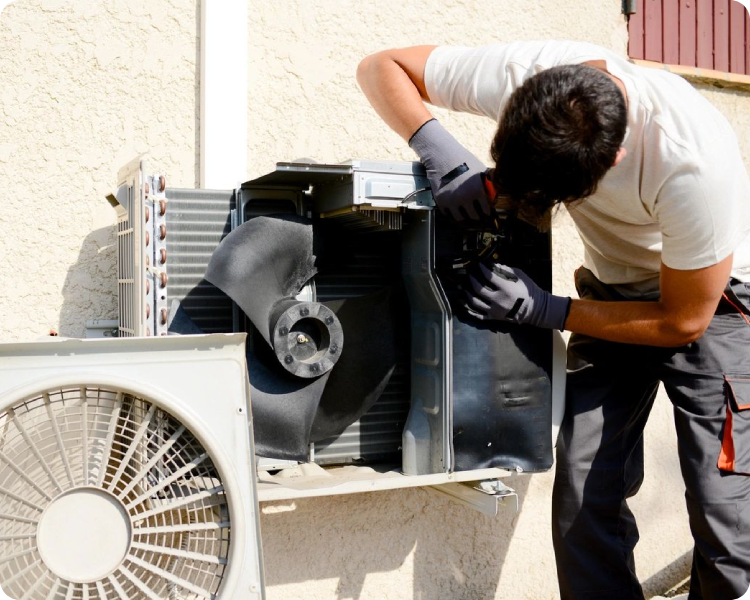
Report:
0,334,265,600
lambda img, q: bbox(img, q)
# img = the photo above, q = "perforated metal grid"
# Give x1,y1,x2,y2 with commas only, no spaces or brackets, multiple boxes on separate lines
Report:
0,386,230,599
116,181,137,338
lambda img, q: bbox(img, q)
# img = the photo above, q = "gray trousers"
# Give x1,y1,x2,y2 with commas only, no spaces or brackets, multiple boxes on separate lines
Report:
552,268,750,600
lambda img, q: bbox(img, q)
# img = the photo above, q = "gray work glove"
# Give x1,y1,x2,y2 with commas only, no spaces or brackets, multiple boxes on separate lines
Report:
464,263,571,330
409,119,492,221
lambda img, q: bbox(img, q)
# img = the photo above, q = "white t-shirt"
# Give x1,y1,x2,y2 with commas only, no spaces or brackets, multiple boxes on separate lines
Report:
424,41,750,294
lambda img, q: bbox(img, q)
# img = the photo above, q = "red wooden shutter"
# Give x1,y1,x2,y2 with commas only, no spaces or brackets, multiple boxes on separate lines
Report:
731,1,747,72
663,0,680,63
628,0,750,75
680,0,697,66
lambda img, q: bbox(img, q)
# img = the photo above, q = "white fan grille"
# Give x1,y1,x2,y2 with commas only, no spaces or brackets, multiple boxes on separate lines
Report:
0,386,231,600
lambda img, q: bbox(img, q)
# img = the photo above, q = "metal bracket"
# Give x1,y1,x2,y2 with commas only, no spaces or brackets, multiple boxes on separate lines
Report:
428,478,518,516
84,320,119,338
622,0,636,15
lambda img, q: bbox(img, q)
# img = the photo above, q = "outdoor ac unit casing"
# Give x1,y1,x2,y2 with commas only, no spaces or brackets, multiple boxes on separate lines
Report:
108,158,565,478
0,334,265,600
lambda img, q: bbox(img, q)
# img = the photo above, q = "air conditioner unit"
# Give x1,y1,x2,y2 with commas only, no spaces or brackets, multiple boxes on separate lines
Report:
0,156,565,599
0,334,264,599
106,158,566,487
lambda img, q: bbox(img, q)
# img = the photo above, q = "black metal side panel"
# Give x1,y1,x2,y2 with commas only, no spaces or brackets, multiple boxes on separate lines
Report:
450,318,553,472
166,188,235,333
438,218,554,473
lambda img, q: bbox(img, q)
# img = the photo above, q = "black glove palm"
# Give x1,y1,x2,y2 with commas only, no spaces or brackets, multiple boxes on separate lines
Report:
464,262,571,331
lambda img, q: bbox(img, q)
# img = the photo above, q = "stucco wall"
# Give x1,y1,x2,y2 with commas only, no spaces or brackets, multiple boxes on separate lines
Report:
2,0,750,598
0,0,198,342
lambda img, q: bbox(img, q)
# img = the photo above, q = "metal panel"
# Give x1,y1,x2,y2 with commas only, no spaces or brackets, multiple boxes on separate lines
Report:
697,0,714,69
428,480,518,516
663,0,680,64
243,163,352,189
110,162,175,338
730,0,746,74
311,227,410,465
313,366,410,464
165,188,235,334
644,0,663,62
401,210,452,475
113,158,150,338
680,0,697,67
714,0,730,72
256,464,510,502
240,160,430,216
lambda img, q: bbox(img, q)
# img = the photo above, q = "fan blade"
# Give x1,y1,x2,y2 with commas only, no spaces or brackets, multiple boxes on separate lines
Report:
205,214,317,345
205,215,343,378
169,286,329,461
246,338,330,461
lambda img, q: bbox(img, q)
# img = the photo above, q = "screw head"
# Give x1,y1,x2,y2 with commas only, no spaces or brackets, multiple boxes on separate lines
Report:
330,344,338,354
284,355,294,364
279,327,288,336
309,364,319,373
300,307,309,317
325,316,334,325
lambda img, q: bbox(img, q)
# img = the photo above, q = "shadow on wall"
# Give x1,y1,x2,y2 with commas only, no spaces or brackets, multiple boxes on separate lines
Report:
261,476,531,600
58,226,117,338
642,550,692,599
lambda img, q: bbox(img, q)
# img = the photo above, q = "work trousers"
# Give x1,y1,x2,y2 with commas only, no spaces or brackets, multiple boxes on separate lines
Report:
552,268,750,600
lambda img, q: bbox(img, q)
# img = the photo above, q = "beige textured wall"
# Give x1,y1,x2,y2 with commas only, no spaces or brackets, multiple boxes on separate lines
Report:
0,0,198,341
2,0,750,598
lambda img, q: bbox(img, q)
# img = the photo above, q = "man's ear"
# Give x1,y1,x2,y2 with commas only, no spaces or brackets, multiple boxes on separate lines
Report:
613,147,627,166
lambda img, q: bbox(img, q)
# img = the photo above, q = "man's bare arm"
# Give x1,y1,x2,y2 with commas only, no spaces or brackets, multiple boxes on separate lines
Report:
356,46,437,140
565,255,734,347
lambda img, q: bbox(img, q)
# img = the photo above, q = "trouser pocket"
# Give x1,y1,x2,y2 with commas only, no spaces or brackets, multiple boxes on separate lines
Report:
718,375,750,475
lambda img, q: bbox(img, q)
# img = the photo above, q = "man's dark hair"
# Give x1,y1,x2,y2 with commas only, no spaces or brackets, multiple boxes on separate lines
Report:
490,64,627,221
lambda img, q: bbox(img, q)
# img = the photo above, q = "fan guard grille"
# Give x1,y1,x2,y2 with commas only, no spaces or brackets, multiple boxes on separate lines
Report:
0,386,231,599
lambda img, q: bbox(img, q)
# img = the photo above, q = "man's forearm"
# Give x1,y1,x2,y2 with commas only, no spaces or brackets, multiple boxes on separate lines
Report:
564,258,732,347
356,49,434,140
565,298,709,347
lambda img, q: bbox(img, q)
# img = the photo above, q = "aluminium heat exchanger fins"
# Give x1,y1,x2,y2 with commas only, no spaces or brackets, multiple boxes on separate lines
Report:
205,215,400,461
